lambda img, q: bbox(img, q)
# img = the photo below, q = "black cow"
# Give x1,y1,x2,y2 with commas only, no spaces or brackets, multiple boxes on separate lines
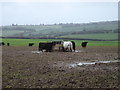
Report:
52,41,63,51
29,43,34,46
38,42,55,52
0,42,5,46
7,43,10,46
81,42,88,47
52,41,62,45
71,41,76,51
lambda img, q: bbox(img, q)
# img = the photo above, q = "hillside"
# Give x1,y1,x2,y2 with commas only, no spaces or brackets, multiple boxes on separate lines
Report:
1,21,119,40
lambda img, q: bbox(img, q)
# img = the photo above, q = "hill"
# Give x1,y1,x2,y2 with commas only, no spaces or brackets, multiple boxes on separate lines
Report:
1,21,119,40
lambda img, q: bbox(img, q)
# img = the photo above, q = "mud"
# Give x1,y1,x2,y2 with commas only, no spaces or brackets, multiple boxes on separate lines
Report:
2,46,119,88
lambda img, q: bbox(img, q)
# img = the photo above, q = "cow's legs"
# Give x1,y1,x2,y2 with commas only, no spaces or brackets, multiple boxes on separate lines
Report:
38,47,40,51
62,47,66,52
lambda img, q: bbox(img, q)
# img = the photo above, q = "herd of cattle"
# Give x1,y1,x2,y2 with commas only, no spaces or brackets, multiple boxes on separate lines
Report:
37,40,87,52
0,41,88,52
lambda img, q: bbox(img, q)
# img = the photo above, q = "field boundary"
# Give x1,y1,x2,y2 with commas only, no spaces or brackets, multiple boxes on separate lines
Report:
1,37,119,41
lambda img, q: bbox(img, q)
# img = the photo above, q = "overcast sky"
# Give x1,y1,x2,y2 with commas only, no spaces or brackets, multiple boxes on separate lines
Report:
0,1,118,25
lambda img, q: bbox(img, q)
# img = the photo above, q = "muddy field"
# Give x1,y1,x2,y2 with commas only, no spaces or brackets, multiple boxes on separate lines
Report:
2,46,120,88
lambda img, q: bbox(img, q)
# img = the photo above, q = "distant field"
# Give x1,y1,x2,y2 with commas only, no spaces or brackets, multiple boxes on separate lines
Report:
59,33,119,40
1,21,118,39
1,30,24,37
1,38,119,46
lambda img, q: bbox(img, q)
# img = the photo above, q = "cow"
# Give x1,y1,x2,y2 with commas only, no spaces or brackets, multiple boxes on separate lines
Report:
81,42,88,47
28,43,34,46
52,41,63,51
71,41,76,51
61,41,74,52
52,41,62,45
0,42,5,46
7,43,10,46
38,42,55,52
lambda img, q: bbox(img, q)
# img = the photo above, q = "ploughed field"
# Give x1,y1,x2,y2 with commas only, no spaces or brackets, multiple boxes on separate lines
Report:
2,46,119,88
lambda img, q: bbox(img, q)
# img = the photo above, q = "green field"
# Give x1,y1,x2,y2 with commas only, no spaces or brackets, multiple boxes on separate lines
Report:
1,38,119,46
2,30,24,37
59,33,119,40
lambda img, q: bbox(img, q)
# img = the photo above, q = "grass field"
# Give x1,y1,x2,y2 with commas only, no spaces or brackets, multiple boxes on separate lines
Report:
59,33,119,40
2,30,24,37
1,38,119,46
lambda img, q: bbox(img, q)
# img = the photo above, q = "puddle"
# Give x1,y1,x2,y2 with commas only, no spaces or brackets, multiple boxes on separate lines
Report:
68,60,119,68
31,51,43,54
75,50,83,53
31,50,82,54
98,60,119,63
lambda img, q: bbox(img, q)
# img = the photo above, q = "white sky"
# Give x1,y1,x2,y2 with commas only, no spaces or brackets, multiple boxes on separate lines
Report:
0,0,119,2
0,0,119,25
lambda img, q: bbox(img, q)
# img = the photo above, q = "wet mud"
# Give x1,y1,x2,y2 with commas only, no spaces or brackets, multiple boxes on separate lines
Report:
2,46,119,88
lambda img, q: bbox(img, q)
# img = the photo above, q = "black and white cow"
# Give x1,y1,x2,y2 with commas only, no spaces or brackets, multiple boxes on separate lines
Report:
38,42,55,52
28,43,34,46
81,42,88,47
71,41,76,51
61,41,76,52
